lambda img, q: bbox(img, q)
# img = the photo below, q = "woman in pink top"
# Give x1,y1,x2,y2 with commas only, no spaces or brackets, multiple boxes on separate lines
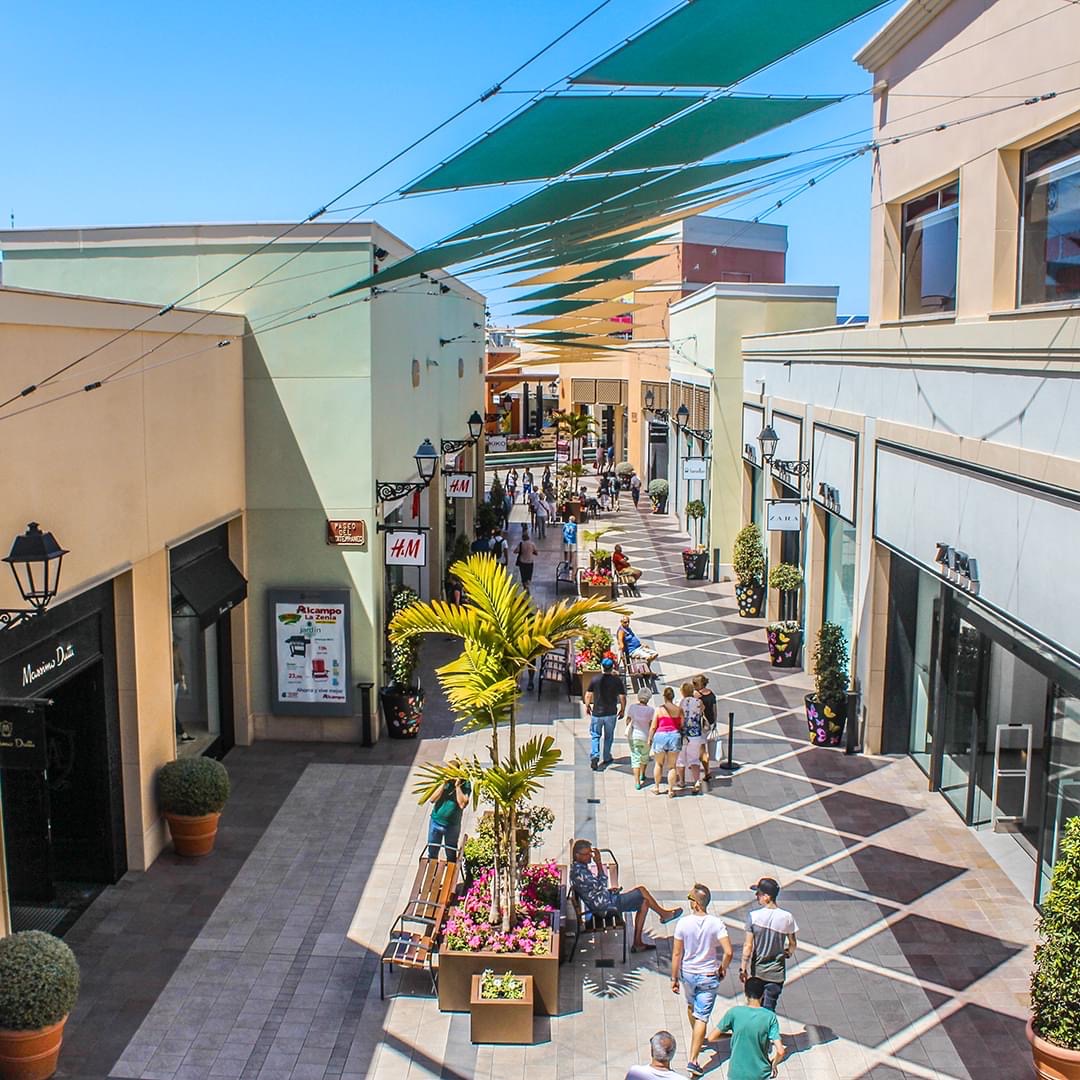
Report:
647,687,683,797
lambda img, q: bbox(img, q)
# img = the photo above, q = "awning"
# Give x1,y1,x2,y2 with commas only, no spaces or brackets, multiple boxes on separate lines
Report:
172,550,248,628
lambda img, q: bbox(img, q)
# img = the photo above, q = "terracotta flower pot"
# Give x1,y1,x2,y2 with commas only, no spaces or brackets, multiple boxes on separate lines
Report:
165,811,221,857
0,1017,67,1080
735,581,765,618
1028,1018,1080,1079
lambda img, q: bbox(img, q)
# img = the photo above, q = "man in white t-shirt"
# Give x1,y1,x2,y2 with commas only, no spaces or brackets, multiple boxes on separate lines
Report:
624,1030,677,1079
671,883,733,1077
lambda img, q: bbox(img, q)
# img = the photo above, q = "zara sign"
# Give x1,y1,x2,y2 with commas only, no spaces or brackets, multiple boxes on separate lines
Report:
766,500,802,532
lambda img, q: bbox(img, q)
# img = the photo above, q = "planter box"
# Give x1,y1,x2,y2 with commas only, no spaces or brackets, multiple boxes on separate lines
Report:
438,930,560,1015
683,552,709,580
805,693,847,747
470,974,534,1045
766,627,803,668
734,581,765,618
578,579,614,600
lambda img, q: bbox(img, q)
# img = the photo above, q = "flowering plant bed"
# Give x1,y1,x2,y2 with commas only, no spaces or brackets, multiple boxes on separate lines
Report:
578,568,614,599
444,869,553,955
575,625,616,673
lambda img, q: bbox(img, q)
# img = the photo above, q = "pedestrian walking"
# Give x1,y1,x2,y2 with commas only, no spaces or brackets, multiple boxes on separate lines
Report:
507,467,518,503
677,682,706,794
647,687,683,796
694,675,717,782
522,468,534,504
534,493,548,539
706,977,785,1080
625,688,655,790
490,527,508,567
598,474,611,512
672,883,733,1077
513,528,538,593
606,442,615,471
542,465,552,490
426,777,471,859
562,515,578,567
624,1031,678,1079
470,530,491,557
630,471,642,507
584,657,626,770
611,475,621,511
527,487,540,531
742,878,798,1013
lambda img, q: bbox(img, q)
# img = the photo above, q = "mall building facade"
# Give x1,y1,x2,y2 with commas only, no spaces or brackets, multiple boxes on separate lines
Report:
738,0,1080,905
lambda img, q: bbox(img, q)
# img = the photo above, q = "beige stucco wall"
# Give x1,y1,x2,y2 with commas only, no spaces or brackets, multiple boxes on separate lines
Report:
0,287,246,878
864,0,1080,323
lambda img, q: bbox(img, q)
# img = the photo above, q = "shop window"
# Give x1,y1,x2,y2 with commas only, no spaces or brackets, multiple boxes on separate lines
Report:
822,513,857,641
748,464,762,528
901,180,959,316
1019,126,1080,306
1039,688,1080,904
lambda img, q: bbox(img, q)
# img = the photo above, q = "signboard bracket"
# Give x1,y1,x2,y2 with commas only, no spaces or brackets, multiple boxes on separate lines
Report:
375,524,429,534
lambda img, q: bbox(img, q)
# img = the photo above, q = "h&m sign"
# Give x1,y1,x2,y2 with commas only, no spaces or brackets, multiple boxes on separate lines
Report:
445,473,475,499
385,531,427,567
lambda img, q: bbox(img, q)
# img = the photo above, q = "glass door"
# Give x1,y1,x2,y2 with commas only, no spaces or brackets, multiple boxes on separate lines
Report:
1038,687,1080,904
933,610,992,821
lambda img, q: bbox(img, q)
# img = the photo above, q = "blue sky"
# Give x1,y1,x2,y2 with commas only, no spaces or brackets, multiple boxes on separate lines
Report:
5,1,905,315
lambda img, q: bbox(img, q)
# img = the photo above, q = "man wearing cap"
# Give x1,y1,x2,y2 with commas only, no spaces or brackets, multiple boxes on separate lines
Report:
584,656,626,771
671,883,733,1077
743,878,799,1012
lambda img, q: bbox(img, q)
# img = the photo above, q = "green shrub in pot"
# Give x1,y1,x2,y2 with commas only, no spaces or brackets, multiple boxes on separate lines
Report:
158,756,230,817
0,931,79,1032
732,524,765,585
768,562,803,593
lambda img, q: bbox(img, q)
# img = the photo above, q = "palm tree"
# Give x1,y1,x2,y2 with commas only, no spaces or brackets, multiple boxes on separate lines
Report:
554,410,597,495
389,554,623,928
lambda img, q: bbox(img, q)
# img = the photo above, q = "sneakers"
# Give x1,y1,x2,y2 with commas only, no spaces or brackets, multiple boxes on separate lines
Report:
179,732,195,743
686,1061,704,1077
590,757,599,771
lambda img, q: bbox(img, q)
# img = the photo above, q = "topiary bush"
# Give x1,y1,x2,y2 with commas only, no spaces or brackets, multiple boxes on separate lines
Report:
0,931,80,1030
768,562,803,592
158,756,230,817
812,622,849,710
685,499,706,520
614,461,635,479
1032,815,1080,1050
732,524,765,584
647,478,669,498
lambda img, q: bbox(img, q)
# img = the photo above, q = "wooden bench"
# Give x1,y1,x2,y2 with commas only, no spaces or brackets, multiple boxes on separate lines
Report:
620,645,658,694
616,569,641,597
565,846,626,964
379,852,459,999
555,560,576,594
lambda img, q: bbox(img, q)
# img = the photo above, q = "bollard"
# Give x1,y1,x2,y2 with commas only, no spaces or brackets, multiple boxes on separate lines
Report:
357,681,375,747
715,710,740,772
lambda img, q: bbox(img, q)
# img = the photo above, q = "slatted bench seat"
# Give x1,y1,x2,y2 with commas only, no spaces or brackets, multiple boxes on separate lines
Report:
555,560,576,594
616,569,641,597
565,846,626,964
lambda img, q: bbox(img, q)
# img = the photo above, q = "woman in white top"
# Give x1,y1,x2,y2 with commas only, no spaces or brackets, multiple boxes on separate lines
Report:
624,689,655,790
677,682,706,795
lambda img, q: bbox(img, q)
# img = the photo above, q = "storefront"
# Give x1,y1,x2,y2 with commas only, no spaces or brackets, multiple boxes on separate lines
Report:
812,424,859,641
169,526,247,760
877,443,1080,905
741,403,765,529
0,582,125,920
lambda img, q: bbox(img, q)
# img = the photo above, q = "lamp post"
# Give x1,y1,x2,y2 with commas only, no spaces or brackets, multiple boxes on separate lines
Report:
376,438,439,503
1,522,68,629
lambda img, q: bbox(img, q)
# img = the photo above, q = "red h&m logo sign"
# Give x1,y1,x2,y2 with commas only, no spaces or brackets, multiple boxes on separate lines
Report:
385,531,427,567
445,473,474,499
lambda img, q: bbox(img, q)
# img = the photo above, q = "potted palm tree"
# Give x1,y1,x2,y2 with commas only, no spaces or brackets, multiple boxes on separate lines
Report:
381,586,424,738
805,622,849,746
159,756,230,856
1028,815,1080,1079
648,478,669,514
389,554,622,1015
0,931,79,1080
733,524,765,617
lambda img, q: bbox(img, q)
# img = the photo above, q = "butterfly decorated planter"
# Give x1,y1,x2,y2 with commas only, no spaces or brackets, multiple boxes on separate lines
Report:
805,694,847,747
766,623,803,668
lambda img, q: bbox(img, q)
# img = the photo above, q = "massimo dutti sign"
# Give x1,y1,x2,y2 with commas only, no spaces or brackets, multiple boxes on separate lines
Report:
0,611,102,701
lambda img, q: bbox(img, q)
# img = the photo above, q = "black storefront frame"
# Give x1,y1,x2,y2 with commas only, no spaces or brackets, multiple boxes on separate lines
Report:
170,524,243,759
0,580,126,903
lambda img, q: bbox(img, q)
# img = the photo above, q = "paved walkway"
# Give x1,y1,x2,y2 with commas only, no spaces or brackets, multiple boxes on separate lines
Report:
57,498,1035,1080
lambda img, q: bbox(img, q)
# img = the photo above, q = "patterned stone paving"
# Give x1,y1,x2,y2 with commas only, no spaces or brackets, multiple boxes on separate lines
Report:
55,496,1034,1079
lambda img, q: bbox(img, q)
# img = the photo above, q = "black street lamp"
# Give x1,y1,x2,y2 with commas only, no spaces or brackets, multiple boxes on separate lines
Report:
644,387,656,410
414,439,438,484
676,403,690,428
1,522,68,628
467,410,484,441
757,423,779,463
442,412,485,456
377,439,439,502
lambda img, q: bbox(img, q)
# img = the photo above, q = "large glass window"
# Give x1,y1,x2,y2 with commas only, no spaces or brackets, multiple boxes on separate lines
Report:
901,180,959,316
749,464,762,528
1039,689,1080,904
908,571,942,774
822,513,856,640
1020,127,1080,306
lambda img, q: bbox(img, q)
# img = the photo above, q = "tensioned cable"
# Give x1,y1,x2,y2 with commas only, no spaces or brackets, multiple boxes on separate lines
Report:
0,0,618,411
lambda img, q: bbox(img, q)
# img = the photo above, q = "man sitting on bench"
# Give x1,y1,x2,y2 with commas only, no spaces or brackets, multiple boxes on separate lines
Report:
612,545,642,586
617,615,658,663
569,839,682,953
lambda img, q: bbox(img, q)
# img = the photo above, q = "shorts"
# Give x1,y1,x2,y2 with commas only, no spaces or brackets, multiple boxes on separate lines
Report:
615,887,644,914
630,645,654,660
652,731,681,754
678,736,706,767
628,730,650,768
681,971,720,1023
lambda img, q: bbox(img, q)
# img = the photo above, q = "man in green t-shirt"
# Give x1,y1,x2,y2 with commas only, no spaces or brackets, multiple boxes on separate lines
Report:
708,977,785,1080
427,779,471,860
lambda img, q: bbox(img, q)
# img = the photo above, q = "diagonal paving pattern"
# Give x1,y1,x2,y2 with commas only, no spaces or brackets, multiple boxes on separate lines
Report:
59,498,1033,1080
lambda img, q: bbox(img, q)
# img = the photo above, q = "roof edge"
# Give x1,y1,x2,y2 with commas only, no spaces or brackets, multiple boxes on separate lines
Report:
854,0,953,74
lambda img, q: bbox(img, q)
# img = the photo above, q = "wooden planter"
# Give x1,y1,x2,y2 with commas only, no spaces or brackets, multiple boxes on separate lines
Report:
470,975,534,1045
735,581,765,618
165,811,221,857
578,579,614,600
1028,1017,1080,1079
805,693,847,747
0,1017,67,1080
438,931,560,1016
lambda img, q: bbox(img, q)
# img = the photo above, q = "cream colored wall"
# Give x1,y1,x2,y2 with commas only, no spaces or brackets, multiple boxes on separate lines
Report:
0,288,245,871
867,0,1080,323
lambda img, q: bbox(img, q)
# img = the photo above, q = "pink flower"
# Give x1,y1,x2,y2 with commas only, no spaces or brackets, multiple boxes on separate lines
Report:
468,934,482,949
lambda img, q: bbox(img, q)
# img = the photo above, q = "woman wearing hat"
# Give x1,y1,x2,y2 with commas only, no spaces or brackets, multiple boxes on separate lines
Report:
625,688,655,790
647,687,684,796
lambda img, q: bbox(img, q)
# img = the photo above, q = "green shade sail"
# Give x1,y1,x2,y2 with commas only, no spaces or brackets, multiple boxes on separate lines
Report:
515,300,598,317
514,281,605,302
519,331,592,343
403,94,702,194
573,0,886,87
569,256,664,281
578,96,839,174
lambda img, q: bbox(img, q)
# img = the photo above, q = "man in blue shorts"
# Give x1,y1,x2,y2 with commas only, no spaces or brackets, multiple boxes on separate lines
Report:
569,839,682,953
